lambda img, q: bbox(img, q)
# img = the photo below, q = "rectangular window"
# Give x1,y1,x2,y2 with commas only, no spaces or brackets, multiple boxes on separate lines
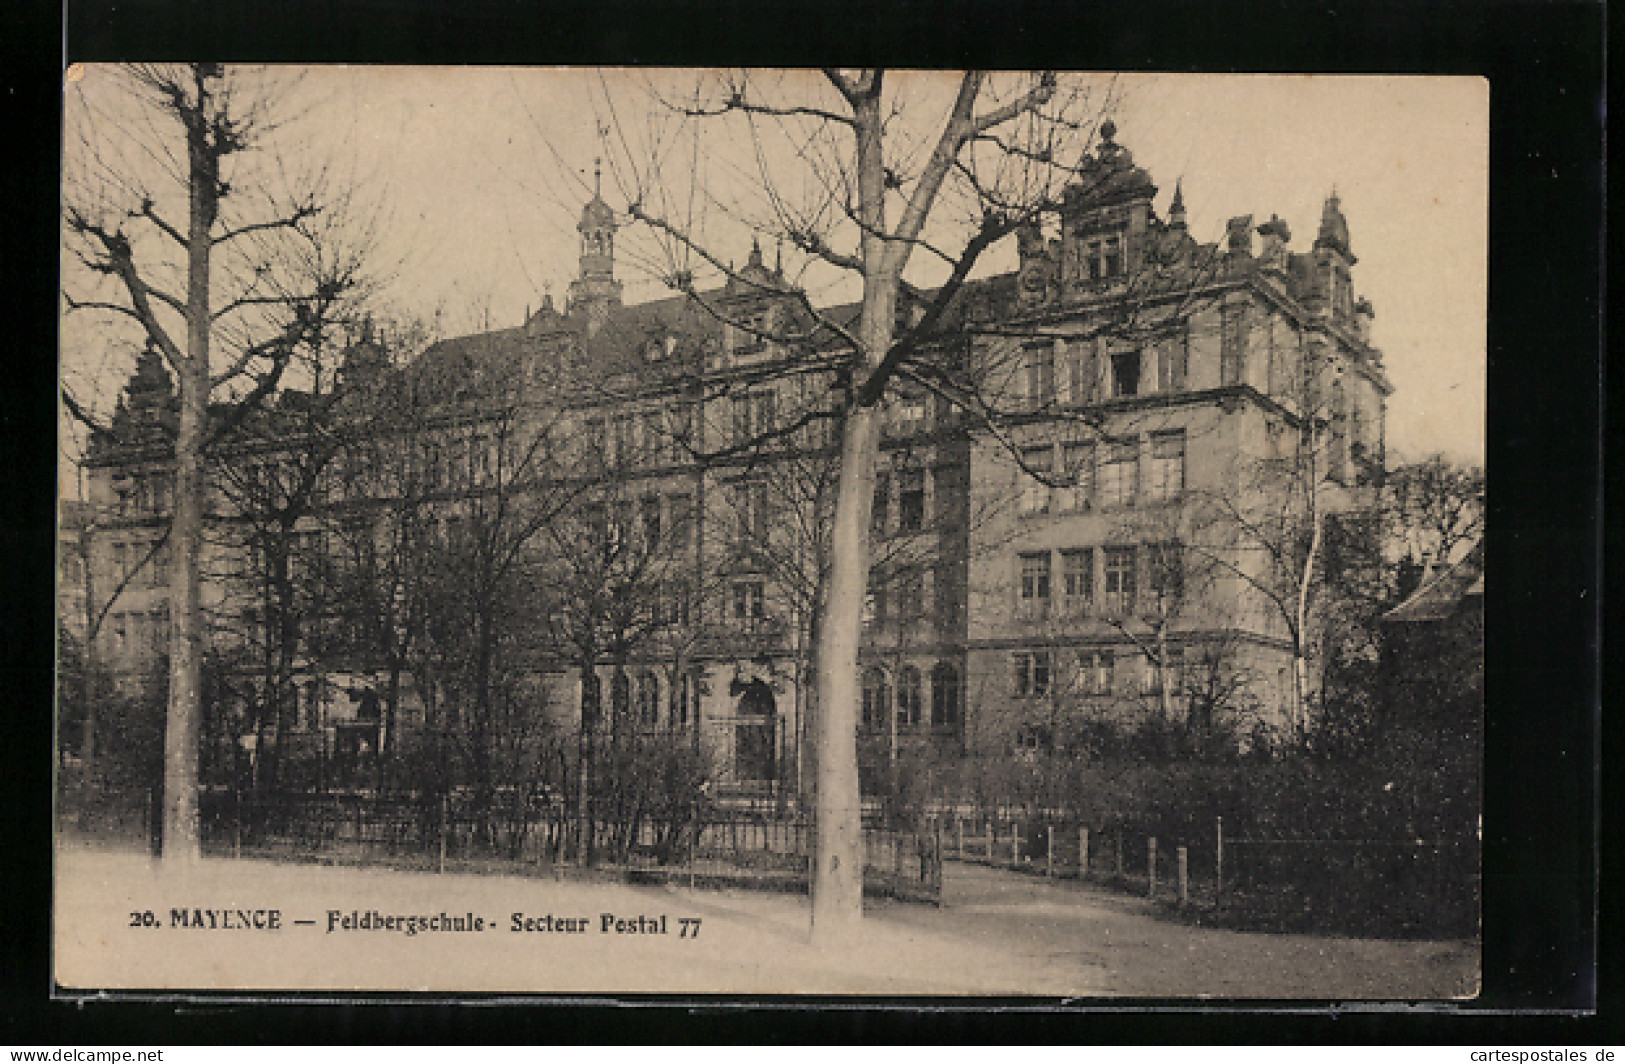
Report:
897,469,926,532
1098,439,1138,507
1147,542,1184,604
868,571,889,626
871,473,890,536
732,581,765,626
896,566,924,620
1146,431,1186,502
1158,332,1189,393
1064,342,1096,405
892,387,928,435
1013,650,1052,698
1103,235,1123,277
1022,344,1055,409
1020,446,1052,515
641,411,664,464
1103,546,1137,614
1077,649,1111,695
734,481,769,543
734,390,777,445
1110,348,1142,397
1057,442,1094,511
1221,303,1248,385
667,403,694,461
1018,551,1051,618
1086,240,1103,281
610,415,636,466
1061,548,1093,612
448,437,469,486
640,495,662,544
668,493,694,550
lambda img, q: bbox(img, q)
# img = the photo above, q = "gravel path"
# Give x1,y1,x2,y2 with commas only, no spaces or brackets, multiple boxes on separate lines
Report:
53,843,1477,998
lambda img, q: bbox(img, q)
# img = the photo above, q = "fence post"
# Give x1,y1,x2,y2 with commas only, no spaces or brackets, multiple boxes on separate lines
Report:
1147,836,1158,898
956,818,965,858
933,818,943,895
438,793,448,875
1011,822,1022,866
1078,827,1090,880
1114,832,1123,878
1046,825,1055,878
1215,816,1224,904
1177,845,1189,907
985,819,994,861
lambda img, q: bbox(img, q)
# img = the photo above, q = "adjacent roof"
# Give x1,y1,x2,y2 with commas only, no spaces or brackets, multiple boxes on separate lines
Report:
1383,539,1484,624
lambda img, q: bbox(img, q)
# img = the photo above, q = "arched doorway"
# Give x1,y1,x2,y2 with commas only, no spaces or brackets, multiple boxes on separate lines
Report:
734,678,776,784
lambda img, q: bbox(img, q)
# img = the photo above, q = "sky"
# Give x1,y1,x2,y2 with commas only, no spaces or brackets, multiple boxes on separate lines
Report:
61,68,1487,479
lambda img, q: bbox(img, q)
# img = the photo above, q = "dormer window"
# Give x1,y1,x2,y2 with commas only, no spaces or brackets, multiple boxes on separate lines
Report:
1102,235,1123,277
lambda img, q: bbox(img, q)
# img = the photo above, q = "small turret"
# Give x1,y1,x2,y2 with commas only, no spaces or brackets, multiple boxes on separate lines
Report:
1314,188,1354,263
566,159,624,335
1168,179,1187,232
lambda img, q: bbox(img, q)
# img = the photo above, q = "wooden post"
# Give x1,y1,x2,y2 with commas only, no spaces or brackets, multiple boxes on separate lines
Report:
1148,836,1158,897
1177,845,1189,907
1078,827,1090,880
985,819,994,861
933,818,943,894
1046,824,1055,878
956,817,965,858
1011,822,1022,866
1215,816,1225,903
438,793,448,875
1114,832,1123,878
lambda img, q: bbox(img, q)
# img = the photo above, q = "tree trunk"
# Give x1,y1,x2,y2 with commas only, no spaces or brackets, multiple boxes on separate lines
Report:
78,526,99,767
159,68,223,862
810,406,882,942
163,350,208,860
810,87,894,943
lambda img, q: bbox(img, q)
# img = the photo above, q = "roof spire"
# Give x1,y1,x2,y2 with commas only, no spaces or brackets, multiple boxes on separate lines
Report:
593,156,602,197
1169,178,1187,229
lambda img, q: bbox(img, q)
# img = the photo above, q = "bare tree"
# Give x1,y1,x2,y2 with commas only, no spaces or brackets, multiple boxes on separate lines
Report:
570,68,1116,939
1384,454,1484,593
62,64,370,858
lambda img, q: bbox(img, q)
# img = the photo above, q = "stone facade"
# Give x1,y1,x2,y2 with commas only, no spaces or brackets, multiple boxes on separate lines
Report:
76,126,1391,795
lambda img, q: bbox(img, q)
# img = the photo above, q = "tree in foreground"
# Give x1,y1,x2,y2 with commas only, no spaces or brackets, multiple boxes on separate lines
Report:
62,64,369,859
579,69,1112,938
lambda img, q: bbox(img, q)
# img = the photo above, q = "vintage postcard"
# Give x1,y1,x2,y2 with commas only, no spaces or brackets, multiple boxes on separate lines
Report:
56,68,1486,997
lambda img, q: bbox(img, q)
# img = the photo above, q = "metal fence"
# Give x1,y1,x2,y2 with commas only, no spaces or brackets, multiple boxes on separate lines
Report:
931,809,1476,937
198,788,942,904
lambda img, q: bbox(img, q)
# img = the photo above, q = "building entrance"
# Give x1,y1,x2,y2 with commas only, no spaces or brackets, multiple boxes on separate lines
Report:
733,678,777,783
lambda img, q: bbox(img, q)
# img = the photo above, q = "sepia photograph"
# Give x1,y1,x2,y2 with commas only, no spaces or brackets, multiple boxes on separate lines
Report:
55,67,1488,998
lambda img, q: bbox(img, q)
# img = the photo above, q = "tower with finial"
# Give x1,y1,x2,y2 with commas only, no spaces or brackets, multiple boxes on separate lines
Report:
566,156,623,335
1311,187,1357,321
1168,179,1187,233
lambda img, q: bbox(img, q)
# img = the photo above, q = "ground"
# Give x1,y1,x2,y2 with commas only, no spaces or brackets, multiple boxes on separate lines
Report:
53,841,1478,998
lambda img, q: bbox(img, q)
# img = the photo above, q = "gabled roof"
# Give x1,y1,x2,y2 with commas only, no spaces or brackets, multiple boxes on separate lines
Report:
1383,539,1484,624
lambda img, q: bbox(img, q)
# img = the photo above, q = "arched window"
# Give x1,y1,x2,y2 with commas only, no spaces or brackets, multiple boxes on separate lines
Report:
637,670,660,726
862,667,890,733
931,662,961,728
897,665,922,728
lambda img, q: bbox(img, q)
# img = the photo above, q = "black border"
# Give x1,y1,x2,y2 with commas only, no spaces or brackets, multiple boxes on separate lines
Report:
3,0,1608,1044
